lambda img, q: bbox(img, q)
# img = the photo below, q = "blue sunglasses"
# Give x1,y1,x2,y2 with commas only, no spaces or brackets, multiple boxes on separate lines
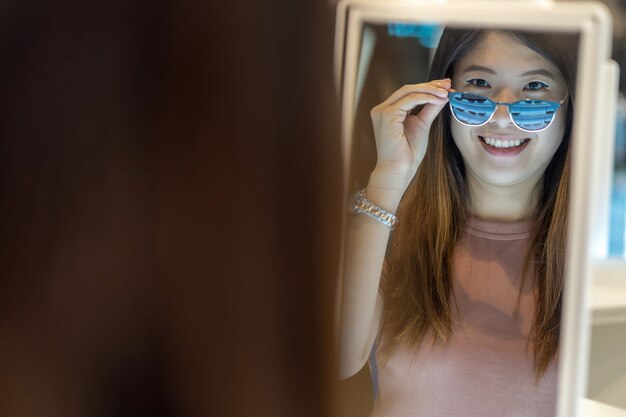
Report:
448,91,568,132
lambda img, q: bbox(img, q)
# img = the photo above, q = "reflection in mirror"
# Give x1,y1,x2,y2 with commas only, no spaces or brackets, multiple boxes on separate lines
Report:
338,23,580,417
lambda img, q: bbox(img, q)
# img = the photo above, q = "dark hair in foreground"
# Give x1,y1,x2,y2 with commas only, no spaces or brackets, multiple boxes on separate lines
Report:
380,28,578,379
0,0,338,415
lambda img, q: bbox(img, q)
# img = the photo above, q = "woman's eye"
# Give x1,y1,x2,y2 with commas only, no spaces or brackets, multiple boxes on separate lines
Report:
525,81,549,91
466,78,490,88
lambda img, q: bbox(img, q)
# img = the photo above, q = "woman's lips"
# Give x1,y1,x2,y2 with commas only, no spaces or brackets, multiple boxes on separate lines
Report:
478,135,530,157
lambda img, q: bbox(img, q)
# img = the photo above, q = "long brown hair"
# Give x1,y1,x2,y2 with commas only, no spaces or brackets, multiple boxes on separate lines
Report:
379,28,578,379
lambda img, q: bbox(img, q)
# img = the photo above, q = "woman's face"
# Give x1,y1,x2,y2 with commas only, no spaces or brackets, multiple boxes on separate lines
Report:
450,31,569,192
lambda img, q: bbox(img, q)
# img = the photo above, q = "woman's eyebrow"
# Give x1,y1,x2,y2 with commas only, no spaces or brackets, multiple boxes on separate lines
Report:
519,68,556,80
461,65,497,75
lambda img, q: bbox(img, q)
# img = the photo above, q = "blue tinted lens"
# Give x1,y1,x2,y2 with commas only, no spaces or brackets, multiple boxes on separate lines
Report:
509,100,560,131
448,92,495,125
449,93,561,131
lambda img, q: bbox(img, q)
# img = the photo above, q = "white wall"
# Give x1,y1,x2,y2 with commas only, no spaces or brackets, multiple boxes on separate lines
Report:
588,322,626,409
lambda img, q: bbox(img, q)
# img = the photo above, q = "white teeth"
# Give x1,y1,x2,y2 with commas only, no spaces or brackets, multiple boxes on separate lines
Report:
482,137,527,148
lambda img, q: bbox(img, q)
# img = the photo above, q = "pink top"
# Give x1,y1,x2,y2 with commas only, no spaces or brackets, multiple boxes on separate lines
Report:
369,217,558,417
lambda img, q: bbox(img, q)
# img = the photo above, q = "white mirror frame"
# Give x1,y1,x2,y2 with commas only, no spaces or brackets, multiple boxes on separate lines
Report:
333,2,616,417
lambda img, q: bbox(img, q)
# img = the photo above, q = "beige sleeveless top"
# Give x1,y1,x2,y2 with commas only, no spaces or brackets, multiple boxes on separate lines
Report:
369,217,558,417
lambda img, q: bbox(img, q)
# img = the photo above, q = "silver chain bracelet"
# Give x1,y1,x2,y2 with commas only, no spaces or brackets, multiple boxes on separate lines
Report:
350,189,398,230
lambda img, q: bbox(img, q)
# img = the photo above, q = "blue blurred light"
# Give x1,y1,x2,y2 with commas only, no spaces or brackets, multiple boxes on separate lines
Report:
387,23,443,49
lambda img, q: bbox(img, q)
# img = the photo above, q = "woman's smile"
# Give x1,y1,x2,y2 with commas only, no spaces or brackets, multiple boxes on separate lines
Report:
478,134,531,156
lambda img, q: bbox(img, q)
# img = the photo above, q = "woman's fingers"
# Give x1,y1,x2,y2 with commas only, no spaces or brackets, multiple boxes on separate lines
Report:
378,79,451,108
404,100,448,149
392,92,448,114
372,92,447,121
414,98,448,127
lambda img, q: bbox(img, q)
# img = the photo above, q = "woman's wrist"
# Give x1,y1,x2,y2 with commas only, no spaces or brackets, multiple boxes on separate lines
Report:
366,168,411,213
369,164,414,187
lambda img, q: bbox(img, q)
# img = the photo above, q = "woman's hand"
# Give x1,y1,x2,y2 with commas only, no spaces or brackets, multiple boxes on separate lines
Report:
368,78,451,192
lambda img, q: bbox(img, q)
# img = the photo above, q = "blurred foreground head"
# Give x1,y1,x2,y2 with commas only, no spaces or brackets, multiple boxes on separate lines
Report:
0,0,339,416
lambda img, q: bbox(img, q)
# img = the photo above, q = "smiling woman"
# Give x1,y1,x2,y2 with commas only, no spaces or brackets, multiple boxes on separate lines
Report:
339,27,579,417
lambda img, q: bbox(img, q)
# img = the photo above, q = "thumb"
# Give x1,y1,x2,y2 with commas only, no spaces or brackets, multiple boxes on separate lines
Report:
404,101,447,154
416,99,448,128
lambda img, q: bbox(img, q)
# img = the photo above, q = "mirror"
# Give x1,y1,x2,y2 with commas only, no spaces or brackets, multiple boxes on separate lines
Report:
334,2,617,417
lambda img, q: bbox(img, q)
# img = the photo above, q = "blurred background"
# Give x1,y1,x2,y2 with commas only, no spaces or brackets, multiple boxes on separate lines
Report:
0,0,340,416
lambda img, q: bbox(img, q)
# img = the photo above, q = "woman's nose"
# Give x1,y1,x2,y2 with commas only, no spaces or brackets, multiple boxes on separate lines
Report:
490,91,517,128
490,103,513,127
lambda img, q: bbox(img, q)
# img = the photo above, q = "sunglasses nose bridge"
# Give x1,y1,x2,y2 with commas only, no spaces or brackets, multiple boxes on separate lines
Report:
489,102,516,127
